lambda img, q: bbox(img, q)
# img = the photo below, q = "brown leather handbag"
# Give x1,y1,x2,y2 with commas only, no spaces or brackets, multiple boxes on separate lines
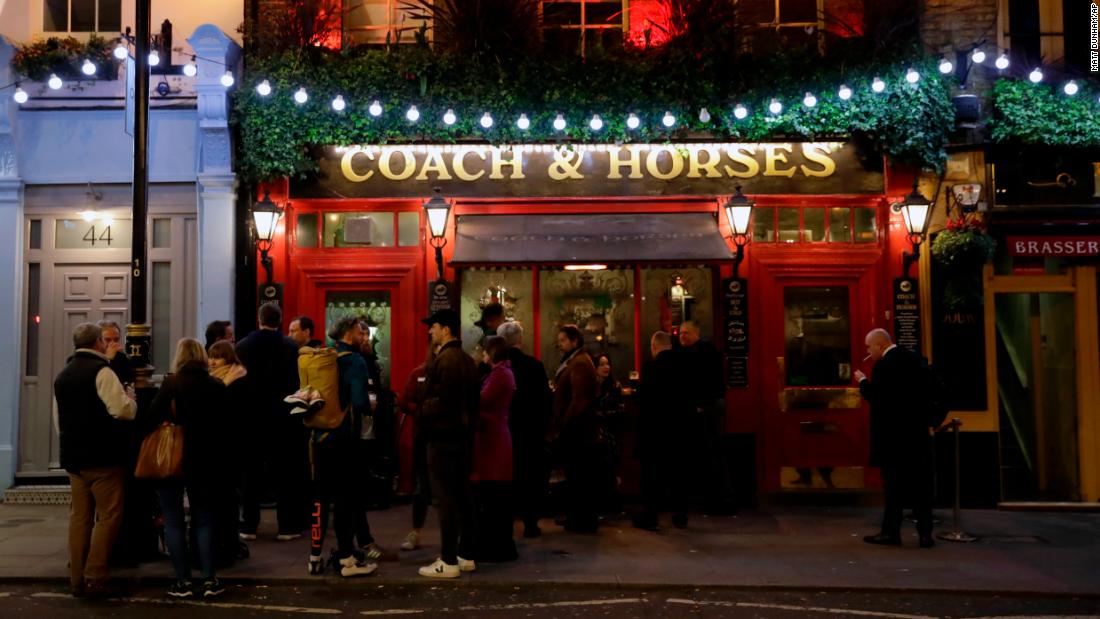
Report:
135,401,184,480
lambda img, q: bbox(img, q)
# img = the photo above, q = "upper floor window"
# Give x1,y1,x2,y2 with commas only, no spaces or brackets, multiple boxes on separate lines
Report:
1001,0,1089,73
541,0,626,57
739,0,824,52
345,0,428,46
44,0,121,34
752,205,878,245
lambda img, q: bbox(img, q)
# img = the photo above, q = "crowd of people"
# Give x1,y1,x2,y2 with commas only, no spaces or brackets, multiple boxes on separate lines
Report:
52,301,941,599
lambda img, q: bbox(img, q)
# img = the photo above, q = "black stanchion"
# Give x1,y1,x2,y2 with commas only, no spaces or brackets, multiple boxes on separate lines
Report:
936,418,979,543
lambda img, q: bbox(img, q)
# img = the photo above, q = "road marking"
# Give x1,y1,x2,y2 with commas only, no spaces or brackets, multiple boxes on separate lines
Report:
30,592,71,599
360,598,643,615
0,593,12,598
667,598,936,619
116,596,341,615
360,610,426,616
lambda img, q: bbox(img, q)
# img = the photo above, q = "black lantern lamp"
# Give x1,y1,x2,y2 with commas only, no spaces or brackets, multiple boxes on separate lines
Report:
722,184,755,278
424,187,452,280
252,191,284,284
899,179,933,278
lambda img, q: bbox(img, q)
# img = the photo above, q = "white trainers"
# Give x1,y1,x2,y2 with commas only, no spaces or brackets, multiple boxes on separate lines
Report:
418,558,460,579
400,530,420,551
457,556,476,572
338,554,378,578
276,533,302,542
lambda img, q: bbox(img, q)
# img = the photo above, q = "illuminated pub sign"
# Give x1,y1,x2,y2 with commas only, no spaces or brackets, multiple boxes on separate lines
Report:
293,142,884,199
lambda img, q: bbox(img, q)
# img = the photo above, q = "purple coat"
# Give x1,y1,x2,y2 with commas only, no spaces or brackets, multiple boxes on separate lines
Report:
471,361,515,482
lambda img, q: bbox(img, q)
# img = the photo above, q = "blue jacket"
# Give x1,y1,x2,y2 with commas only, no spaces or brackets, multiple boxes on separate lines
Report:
326,341,372,440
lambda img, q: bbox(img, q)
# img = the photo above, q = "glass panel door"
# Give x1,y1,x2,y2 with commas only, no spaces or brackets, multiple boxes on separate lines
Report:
325,291,392,388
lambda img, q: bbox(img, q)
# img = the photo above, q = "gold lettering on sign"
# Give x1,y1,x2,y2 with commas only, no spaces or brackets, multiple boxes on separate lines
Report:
415,149,453,181
800,143,837,178
378,148,416,181
687,146,722,179
548,149,584,180
646,145,684,180
453,147,486,181
607,147,643,179
490,148,525,180
340,147,374,182
764,144,796,178
724,145,760,178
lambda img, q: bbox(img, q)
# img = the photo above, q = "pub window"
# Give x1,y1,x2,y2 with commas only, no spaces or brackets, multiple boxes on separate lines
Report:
323,212,396,247
640,266,715,352
397,212,419,247
296,213,319,249
346,0,428,47
43,0,121,34
739,0,824,52
152,218,171,249
325,291,393,387
1001,0,1088,73
752,205,878,245
784,285,851,387
459,268,536,358
541,0,626,57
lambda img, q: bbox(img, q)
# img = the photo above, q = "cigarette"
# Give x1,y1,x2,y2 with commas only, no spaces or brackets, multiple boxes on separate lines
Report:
862,355,872,362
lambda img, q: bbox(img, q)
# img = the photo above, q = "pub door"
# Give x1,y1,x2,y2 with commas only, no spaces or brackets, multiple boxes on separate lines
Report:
756,253,880,493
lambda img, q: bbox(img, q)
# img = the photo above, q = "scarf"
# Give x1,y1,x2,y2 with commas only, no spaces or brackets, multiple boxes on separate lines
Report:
210,362,247,386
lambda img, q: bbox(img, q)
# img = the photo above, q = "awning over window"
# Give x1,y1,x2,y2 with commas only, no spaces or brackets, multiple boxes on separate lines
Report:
451,213,732,264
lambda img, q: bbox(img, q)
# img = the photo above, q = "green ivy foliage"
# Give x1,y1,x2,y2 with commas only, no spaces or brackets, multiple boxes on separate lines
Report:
12,34,118,81
990,80,1100,146
235,48,955,182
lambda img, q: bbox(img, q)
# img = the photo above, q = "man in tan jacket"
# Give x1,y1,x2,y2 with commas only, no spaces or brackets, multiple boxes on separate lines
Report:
550,325,600,533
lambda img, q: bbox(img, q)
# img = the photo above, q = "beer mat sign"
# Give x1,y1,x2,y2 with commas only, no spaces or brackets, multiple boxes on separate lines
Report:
293,142,884,199
428,279,454,313
1007,236,1100,257
892,277,920,354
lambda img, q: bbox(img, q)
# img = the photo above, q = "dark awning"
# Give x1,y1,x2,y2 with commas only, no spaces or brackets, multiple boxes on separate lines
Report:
451,213,732,264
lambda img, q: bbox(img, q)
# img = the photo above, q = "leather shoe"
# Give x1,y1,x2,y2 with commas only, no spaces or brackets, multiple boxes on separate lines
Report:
862,533,902,546
919,535,935,548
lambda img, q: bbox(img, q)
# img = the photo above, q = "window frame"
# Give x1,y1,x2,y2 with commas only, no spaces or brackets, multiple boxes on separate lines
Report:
540,0,629,57
998,0,1070,69
41,0,121,35
344,0,430,47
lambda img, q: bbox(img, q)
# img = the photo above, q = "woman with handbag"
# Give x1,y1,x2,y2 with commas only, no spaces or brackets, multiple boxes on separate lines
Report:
145,338,228,599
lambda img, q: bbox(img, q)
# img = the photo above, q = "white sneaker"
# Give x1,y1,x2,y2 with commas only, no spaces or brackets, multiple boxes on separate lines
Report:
418,558,460,579
338,554,377,578
457,556,476,572
276,533,302,542
239,532,257,541
400,530,420,551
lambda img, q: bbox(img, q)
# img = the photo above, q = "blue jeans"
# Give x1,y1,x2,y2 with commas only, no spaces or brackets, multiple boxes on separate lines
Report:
157,481,215,581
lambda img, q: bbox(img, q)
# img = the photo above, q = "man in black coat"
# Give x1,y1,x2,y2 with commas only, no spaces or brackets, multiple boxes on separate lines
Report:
855,328,936,548
236,303,306,540
634,331,693,530
677,320,730,512
496,321,553,538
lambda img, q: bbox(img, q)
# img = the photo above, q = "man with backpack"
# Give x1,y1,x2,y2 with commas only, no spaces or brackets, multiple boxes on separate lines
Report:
855,328,937,549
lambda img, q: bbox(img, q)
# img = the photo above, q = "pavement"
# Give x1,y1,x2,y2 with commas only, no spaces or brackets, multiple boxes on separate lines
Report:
0,501,1098,596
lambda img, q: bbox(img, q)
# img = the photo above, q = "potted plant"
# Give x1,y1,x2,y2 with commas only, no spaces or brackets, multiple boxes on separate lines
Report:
931,215,996,311
12,34,118,82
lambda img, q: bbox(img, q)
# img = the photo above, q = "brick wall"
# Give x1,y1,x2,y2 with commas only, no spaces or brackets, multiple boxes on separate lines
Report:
921,0,1000,95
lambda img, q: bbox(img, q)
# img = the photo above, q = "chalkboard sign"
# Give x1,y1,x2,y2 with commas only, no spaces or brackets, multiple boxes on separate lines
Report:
893,277,921,354
723,277,748,388
258,282,283,311
428,279,454,313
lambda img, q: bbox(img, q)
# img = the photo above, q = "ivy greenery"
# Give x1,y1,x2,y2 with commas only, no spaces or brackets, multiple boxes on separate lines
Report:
12,35,118,81
235,48,955,182
990,79,1100,147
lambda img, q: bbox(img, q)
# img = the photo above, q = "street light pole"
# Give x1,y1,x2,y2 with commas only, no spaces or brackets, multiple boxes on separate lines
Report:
126,0,153,385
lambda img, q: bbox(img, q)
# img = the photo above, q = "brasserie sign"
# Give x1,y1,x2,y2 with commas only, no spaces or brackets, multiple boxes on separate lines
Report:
293,141,884,199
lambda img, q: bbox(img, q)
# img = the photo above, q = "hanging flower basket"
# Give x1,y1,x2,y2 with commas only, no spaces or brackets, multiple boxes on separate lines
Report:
12,35,119,82
931,216,997,312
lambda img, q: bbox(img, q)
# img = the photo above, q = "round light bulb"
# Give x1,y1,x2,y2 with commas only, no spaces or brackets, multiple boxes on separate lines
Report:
369,100,383,116
480,112,494,129
938,58,953,74
48,74,63,90
971,49,986,64
871,77,886,93
443,109,456,125
768,98,783,115
293,87,308,104
331,95,346,111
113,43,128,60
698,107,711,123
661,111,676,127
183,62,197,77
13,87,28,104
406,105,420,122
1064,81,1079,96
626,113,640,129
255,80,271,96
553,113,566,131
838,84,852,100
733,104,748,120
148,50,160,66
81,59,97,76
516,113,530,130
905,68,920,83
589,114,603,131
1029,67,1043,83
995,54,1010,70
802,92,817,108
220,70,234,88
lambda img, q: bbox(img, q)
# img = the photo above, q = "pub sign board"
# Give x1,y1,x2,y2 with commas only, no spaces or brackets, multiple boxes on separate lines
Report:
1007,236,1100,257
723,277,749,388
428,279,454,313
293,142,884,199
893,277,921,354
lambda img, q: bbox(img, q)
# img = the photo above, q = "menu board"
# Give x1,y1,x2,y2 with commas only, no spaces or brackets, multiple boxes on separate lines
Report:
723,277,748,388
893,277,921,354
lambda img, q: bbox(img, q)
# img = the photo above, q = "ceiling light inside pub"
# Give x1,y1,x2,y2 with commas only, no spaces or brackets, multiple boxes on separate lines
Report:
564,264,607,271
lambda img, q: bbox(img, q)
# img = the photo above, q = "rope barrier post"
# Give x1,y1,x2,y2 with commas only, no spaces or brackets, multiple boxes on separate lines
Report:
937,418,978,543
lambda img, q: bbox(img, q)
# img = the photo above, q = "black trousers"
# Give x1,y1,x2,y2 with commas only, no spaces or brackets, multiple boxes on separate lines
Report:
563,442,602,531
638,446,690,523
411,438,432,529
879,454,934,538
310,437,361,558
474,481,517,562
243,422,309,536
512,439,548,531
428,441,475,565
